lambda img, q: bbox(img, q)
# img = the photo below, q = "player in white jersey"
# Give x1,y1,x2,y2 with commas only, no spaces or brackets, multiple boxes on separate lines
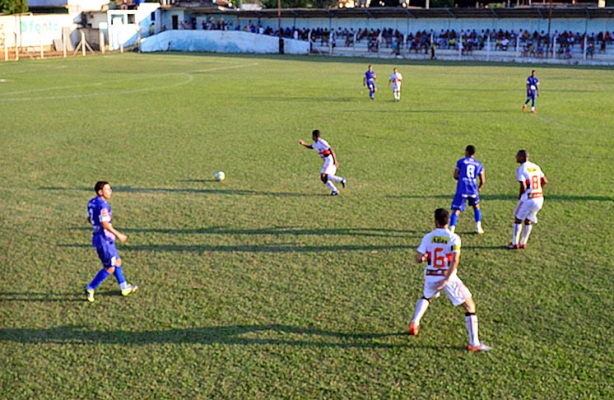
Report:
409,208,491,352
388,68,403,102
298,129,347,196
508,150,548,249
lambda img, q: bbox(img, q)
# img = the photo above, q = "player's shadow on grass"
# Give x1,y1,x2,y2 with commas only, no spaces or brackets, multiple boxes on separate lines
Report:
117,226,419,238
388,193,613,202
60,243,417,253
0,324,461,350
41,187,612,202
0,292,82,302
40,186,324,198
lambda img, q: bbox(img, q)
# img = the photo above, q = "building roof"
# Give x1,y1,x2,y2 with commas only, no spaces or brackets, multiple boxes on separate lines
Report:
183,6,614,19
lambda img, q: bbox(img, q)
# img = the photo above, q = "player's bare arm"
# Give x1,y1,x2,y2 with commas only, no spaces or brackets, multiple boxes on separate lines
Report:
518,180,527,199
453,168,460,181
478,171,485,192
436,252,460,290
331,148,339,168
415,251,428,263
541,176,548,187
298,140,313,149
102,221,127,243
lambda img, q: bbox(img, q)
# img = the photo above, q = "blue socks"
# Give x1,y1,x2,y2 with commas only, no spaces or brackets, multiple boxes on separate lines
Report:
450,212,458,228
474,208,482,223
114,266,127,290
450,209,481,230
87,265,128,291
88,269,110,290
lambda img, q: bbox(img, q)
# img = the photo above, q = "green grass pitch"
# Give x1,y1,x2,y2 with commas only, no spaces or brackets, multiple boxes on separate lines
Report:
1,53,613,398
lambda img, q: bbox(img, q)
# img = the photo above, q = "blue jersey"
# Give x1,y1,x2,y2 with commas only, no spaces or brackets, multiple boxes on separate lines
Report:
526,76,539,94
87,196,115,244
365,70,376,87
455,157,483,196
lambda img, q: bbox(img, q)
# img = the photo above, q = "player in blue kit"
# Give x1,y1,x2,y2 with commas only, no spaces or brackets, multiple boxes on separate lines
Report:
449,145,485,235
363,65,377,100
84,181,137,302
522,70,540,114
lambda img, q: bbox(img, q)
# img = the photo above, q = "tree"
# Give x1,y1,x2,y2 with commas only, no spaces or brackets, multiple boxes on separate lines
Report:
261,0,337,7
431,0,453,7
0,0,28,14
373,0,400,6
311,0,338,8
261,0,309,7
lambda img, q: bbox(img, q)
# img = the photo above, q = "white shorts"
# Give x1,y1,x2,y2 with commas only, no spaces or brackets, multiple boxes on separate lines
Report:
514,197,544,223
424,277,472,307
321,156,337,176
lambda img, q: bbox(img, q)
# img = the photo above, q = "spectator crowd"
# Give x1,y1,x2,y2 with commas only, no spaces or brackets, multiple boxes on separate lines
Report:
173,17,613,58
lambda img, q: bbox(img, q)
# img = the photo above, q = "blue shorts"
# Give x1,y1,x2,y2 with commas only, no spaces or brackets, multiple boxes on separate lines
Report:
93,237,120,269
526,91,536,100
367,82,376,90
451,193,480,212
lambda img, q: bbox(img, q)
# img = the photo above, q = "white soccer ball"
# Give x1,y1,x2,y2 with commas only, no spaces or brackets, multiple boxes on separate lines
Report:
214,171,225,182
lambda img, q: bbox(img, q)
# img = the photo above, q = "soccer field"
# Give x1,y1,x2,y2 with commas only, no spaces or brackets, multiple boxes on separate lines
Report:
1,53,613,398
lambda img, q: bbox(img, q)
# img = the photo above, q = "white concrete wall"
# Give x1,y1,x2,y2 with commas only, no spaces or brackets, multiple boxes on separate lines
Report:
137,3,162,37
140,30,310,54
2,9,613,55
161,10,186,32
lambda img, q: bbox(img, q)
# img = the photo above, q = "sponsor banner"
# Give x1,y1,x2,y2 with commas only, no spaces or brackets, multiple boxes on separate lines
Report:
0,15,74,47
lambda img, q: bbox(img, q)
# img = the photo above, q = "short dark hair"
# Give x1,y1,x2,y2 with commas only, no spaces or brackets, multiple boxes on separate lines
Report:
465,145,476,156
517,149,529,159
95,181,109,194
531,69,536,74
312,129,321,138
435,208,449,226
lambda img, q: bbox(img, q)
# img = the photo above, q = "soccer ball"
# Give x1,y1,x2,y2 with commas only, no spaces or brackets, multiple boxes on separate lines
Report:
214,171,225,182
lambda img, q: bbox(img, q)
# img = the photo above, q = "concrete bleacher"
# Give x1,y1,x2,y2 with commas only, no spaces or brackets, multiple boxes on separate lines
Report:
314,41,614,65
186,5,614,65
305,30,614,65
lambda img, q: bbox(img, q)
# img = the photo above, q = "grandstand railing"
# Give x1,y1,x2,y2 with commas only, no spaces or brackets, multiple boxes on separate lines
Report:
304,29,612,64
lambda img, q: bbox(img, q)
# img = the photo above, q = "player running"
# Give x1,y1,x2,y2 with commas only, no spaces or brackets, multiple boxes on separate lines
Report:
84,181,138,302
508,150,548,249
522,70,540,114
363,65,377,100
298,129,347,196
388,67,403,102
449,145,485,234
409,208,491,352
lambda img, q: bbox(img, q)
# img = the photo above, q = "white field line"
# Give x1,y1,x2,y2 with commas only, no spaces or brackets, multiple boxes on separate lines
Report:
529,100,608,135
0,62,258,102
0,65,68,76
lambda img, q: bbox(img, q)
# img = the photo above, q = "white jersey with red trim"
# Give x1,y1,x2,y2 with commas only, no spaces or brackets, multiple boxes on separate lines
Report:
516,161,546,201
417,228,461,281
389,72,403,91
312,138,333,159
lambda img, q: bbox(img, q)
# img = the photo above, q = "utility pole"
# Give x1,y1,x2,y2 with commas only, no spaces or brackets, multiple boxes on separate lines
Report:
546,0,553,57
278,0,284,54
